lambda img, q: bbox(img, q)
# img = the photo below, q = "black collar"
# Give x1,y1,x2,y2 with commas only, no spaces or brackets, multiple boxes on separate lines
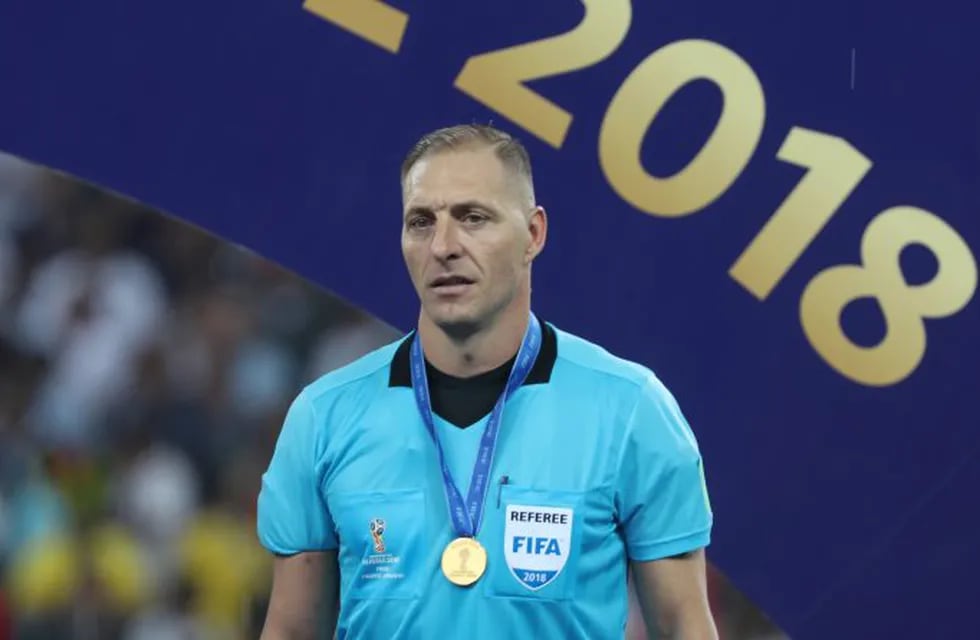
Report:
388,319,558,388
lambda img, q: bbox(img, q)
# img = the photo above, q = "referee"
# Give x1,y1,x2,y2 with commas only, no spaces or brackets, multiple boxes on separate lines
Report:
257,124,717,639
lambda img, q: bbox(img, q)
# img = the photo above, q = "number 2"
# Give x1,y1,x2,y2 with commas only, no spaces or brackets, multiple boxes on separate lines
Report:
453,0,631,149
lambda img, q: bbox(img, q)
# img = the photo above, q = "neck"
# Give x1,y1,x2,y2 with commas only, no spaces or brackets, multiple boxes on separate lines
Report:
417,305,531,379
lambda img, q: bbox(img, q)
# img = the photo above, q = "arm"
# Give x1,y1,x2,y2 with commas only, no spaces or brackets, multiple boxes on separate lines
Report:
615,372,716,639
260,551,338,640
256,389,340,639
632,549,717,640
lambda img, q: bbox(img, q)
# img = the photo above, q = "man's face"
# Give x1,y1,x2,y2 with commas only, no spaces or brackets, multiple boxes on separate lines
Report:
401,146,544,334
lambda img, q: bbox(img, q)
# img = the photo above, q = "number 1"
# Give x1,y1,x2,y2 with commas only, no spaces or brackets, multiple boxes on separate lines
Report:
729,127,872,300
303,0,408,54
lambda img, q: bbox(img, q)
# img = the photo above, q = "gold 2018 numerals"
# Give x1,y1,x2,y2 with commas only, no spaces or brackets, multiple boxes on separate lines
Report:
303,1,978,387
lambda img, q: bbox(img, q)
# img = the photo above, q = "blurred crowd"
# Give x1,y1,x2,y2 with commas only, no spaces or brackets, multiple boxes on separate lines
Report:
0,153,400,640
0,151,786,639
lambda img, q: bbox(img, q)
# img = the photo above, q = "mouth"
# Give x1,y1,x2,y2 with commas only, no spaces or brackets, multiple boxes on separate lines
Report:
429,275,475,295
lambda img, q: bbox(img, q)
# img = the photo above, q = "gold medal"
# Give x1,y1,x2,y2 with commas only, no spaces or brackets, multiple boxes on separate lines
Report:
441,537,487,586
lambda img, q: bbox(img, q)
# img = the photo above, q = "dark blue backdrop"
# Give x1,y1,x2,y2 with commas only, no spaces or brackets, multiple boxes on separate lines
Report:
2,2,978,638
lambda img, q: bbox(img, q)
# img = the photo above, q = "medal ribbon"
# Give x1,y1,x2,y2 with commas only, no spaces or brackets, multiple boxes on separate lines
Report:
410,315,542,538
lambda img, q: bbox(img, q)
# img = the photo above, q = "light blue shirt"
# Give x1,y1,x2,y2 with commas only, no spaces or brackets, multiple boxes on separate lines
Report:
257,321,712,639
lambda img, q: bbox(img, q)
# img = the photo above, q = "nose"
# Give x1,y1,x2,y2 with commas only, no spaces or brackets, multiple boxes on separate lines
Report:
430,217,462,261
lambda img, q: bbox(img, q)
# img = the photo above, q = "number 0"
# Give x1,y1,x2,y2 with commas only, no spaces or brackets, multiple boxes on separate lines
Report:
599,39,766,218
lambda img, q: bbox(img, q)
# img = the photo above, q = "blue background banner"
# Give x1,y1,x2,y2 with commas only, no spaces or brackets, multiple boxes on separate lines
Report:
1,2,977,637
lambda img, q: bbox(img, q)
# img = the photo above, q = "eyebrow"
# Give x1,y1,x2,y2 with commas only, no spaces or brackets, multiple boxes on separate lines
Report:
404,199,496,219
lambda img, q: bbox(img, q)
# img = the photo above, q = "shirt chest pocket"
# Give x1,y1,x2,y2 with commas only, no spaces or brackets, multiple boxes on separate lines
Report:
481,485,586,601
329,488,427,600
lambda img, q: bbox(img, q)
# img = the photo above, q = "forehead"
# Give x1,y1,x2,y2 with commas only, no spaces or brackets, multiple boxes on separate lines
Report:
402,146,511,207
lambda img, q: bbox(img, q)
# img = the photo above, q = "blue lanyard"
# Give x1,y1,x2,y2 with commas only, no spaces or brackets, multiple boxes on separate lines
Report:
410,315,542,538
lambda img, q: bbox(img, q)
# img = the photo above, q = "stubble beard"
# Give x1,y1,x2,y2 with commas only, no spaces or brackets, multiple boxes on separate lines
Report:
426,285,515,345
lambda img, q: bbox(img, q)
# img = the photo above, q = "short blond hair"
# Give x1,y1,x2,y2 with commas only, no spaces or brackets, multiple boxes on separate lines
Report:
400,123,535,206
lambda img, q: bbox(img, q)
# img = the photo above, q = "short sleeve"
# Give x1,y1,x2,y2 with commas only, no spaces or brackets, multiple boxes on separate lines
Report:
257,389,338,554
615,373,712,562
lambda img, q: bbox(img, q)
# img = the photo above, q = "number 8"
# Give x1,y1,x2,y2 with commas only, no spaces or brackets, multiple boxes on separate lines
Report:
800,206,978,386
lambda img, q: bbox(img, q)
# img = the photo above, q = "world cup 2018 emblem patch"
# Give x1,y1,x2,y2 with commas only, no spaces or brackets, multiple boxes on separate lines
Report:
369,518,386,553
359,517,403,583
504,504,573,591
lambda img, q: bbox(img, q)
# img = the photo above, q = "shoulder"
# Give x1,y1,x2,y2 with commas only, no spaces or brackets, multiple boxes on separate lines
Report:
300,334,409,409
269,336,410,463
548,323,696,458
549,322,670,401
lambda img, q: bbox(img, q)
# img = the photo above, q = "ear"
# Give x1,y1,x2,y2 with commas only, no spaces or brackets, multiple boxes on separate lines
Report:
525,205,548,264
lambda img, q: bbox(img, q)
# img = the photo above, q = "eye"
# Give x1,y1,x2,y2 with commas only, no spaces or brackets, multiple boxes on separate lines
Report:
407,215,433,230
462,212,487,225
